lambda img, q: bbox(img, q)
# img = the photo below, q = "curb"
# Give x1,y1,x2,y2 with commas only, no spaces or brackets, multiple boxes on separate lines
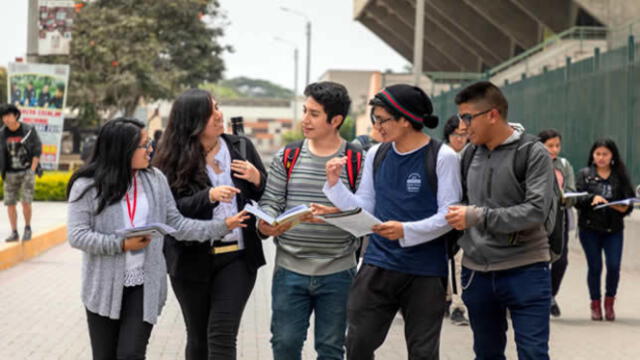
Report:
0,225,67,271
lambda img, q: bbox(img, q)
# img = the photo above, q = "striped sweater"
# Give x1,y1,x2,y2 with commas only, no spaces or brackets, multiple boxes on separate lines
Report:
260,139,361,275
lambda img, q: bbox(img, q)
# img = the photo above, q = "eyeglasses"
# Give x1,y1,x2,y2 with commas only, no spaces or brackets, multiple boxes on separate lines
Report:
450,132,469,139
457,108,492,125
137,140,153,151
371,116,393,126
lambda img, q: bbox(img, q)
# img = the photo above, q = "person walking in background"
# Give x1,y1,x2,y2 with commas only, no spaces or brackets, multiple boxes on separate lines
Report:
258,82,362,360
0,104,42,242
575,138,634,321
323,84,461,359
67,117,248,360
442,114,470,326
538,129,577,318
153,89,267,359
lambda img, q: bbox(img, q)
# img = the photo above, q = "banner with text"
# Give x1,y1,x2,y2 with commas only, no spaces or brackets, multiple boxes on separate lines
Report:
7,62,70,170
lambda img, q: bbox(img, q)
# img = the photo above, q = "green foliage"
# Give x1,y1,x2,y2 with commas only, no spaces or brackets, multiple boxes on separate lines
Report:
41,0,229,127
0,171,72,201
220,77,293,99
339,116,356,142
281,128,304,145
0,67,6,103
199,82,241,99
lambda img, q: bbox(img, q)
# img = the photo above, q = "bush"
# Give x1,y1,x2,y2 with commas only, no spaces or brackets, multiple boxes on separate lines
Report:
0,171,72,201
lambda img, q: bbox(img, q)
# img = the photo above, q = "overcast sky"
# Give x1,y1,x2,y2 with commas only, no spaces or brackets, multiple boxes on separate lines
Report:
0,0,409,92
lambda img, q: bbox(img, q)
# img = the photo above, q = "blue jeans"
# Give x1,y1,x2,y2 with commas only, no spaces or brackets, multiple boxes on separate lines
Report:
462,262,551,360
579,229,624,300
270,266,355,360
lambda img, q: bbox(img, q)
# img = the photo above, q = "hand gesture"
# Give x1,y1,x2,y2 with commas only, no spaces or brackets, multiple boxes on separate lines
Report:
445,205,468,230
231,160,261,186
591,195,608,206
123,235,151,252
210,185,241,203
257,219,292,237
325,156,347,187
225,210,250,230
372,221,404,240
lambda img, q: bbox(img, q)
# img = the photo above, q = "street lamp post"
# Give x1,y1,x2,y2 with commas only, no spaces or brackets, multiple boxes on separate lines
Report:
281,7,311,86
274,37,299,125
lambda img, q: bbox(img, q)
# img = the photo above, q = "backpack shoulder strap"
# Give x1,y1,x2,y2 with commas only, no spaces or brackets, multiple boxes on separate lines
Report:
424,138,443,194
460,144,478,202
282,140,304,182
513,133,539,186
344,142,363,193
372,142,393,178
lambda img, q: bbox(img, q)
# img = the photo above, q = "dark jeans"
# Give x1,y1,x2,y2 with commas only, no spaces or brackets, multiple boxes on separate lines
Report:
346,264,446,360
551,209,570,297
270,266,355,360
170,252,257,360
86,285,153,360
462,262,551,360
578,229,624,300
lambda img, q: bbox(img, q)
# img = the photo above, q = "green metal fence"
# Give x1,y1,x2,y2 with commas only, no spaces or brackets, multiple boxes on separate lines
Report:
430,36,640,186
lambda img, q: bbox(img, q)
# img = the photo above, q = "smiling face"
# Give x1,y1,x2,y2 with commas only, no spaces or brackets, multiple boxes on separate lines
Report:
456,102,497,146
301,96,339,140
2,113,20,131
199,98,224,145
370,106,414,143
131,128,153,170
448,121,469,153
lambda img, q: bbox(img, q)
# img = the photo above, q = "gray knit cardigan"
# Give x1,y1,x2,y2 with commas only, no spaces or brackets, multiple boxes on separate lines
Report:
67,167,229,324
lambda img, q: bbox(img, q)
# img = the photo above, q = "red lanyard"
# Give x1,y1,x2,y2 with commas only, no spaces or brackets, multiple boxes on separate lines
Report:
125,175,137,227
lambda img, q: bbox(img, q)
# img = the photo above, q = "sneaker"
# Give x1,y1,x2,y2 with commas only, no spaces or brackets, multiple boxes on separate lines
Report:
450,308,469,326
22,227,32,241
550,298,561,317
5,231,19,242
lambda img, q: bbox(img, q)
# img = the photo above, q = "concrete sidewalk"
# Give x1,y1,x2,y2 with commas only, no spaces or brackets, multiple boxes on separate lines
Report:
1,203,640,358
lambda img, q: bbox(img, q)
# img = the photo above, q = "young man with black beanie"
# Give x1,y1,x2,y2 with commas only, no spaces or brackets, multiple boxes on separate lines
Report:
322,84,462,359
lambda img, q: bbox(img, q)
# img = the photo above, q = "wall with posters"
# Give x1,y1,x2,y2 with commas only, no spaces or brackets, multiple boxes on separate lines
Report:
7,62,70,170
38,0,75,56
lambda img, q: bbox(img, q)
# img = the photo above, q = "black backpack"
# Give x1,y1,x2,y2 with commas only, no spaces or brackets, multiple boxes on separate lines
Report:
460,133,564,263
373,139,463,260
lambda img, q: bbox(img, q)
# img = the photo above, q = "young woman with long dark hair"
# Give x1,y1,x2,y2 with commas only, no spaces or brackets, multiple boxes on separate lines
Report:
153,89,267,359
575,138,634,321
67,118,248,359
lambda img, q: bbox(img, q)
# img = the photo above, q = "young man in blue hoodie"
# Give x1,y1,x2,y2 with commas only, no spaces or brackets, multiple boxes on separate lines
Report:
446,81,555,360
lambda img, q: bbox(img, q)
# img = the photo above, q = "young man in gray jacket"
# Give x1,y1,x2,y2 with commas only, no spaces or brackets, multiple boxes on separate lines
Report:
446,81,555,360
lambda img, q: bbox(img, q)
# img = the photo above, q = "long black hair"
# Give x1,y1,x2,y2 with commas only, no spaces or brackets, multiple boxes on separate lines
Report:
67,118,146,214
443,115,461,144
152,88,213,193
588,138,633,193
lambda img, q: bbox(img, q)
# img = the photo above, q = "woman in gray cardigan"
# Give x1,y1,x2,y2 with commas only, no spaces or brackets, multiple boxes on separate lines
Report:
67,118,248,360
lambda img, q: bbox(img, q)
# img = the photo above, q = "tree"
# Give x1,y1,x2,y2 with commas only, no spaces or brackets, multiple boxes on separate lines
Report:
339,116,356,141
42,0,229,126
0,67,6,103
221,77,293,99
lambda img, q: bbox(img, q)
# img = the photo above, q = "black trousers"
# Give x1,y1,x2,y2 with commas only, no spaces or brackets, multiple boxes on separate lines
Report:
170,252,257,360
346,264,446,360
551,209,570,297
86,285,153,360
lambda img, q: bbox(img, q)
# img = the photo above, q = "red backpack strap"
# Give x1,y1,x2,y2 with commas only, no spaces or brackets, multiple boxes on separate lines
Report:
345,143,363,193
283,140,304,182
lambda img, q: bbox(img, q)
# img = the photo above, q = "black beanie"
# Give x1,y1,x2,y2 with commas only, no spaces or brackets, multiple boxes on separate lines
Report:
373,84,439,129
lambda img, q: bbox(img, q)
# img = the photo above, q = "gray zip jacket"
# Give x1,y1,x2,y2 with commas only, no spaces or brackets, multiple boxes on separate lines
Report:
460,127,555,271
67,168,230,324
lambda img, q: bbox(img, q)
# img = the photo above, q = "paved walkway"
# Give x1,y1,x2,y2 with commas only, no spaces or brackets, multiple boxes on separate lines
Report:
1,203,640,359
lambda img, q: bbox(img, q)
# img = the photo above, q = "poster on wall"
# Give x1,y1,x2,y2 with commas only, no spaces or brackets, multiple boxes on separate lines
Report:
38,0,75,55
7,62,70,170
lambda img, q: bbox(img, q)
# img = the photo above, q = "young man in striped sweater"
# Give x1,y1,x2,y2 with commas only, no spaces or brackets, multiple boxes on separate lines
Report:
258,81,362,360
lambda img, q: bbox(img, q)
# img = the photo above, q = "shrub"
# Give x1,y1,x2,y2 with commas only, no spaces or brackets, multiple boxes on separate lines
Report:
0,171,72,201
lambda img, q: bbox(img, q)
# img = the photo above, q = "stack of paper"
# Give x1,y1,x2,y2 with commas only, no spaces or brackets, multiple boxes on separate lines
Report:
594,197,640,210
318,208,382,237
116,223,177,237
